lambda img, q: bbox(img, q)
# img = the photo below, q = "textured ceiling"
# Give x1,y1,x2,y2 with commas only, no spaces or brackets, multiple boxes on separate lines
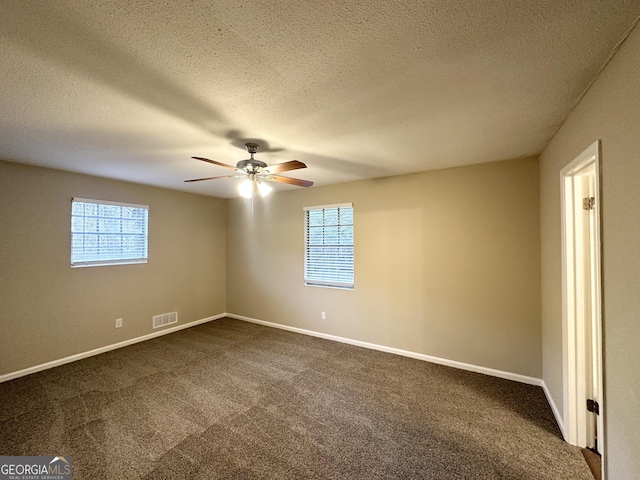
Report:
1,1,639,198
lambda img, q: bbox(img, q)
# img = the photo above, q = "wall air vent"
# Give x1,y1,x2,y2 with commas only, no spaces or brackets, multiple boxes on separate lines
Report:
152,311,178,329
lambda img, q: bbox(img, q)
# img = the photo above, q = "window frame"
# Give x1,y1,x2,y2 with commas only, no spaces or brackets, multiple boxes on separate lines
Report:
303,203,354,289
70,197,149,268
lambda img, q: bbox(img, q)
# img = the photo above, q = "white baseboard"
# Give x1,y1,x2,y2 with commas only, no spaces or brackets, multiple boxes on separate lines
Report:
226,313,543,387
542,380,566,440
0,313,226,384
1,311,549,399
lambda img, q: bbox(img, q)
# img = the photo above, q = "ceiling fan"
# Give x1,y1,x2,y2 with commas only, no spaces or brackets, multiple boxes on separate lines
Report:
185,143,314,198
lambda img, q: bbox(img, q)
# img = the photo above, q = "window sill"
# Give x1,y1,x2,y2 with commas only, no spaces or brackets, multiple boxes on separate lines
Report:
304,283,354,290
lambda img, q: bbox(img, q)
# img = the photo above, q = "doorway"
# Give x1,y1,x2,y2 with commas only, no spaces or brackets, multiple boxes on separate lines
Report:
560,140,604,476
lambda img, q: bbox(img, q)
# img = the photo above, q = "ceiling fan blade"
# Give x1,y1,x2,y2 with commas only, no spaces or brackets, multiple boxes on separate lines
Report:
184,175,234,183
267,175,314,188
192,157,238,170
264,160,307,174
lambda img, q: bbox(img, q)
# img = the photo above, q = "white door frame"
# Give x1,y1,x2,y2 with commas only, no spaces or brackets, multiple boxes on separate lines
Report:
560,140,604,462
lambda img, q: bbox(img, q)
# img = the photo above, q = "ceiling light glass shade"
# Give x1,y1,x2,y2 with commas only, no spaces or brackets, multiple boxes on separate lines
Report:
258,181,273,197
238,179,253,198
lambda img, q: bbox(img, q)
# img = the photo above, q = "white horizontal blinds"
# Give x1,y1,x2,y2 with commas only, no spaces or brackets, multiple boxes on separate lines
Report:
71,198,149,267
304,203,354,288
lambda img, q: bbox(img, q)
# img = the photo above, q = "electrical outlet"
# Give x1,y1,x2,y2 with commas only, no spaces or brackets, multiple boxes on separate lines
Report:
321,312,326,320
115,318,123,328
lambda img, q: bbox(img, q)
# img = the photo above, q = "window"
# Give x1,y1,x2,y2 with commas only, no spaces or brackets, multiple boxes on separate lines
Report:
304,203,354,288
71,198,148,267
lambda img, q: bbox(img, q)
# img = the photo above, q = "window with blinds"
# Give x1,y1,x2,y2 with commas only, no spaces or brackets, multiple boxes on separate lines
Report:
71,198,149,267
304,203,354,288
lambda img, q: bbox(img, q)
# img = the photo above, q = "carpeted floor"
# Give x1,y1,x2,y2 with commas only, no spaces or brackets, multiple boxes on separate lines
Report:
0,318,594,479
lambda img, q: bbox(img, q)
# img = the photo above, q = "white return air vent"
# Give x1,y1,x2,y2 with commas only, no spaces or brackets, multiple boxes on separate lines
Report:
152,311,178,329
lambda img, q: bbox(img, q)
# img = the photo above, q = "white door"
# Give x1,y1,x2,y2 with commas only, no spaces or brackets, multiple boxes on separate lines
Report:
580,170,601,453
561,140,604,466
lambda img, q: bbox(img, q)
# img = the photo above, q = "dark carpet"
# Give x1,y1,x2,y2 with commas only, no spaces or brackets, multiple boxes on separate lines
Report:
0,318,594,479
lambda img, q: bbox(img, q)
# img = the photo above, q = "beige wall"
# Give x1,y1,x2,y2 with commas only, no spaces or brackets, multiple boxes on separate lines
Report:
540,24,640,479
0,161,226,376
227,157,542,378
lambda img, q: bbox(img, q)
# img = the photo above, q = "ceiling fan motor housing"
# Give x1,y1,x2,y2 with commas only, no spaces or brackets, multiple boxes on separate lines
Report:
236,159,267,172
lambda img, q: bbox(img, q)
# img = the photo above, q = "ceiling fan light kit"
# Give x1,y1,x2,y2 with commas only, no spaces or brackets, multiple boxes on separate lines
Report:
257,181,273,197
185,143,313,198
237,178,253,198
237,177,273,198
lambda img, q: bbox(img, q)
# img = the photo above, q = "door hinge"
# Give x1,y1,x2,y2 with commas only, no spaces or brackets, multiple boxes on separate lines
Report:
583,197,595,210
587,399,600,415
